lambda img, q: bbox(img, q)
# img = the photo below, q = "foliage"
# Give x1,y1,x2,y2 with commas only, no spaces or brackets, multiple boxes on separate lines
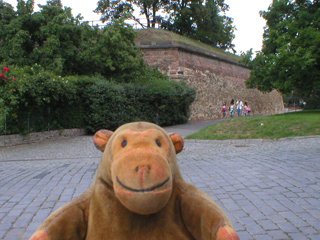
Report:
0,65,196,135
246,0,320,102
0,0,148,81
0,65,85,134
304,90,320,109
95,0,235,51
95,0,169,28
239,48,254,68
0,1,196,135
186,110,320,140
83,78,196,133
0,1,16,25
162,0,235,50
76,20,147,83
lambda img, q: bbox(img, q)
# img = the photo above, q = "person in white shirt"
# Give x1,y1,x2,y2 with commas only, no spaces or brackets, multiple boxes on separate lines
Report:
229,99,235,118
236,100,244,116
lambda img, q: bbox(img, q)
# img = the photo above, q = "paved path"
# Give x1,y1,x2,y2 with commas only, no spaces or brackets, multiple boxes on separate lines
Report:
0,124,320,240
163,119,228,138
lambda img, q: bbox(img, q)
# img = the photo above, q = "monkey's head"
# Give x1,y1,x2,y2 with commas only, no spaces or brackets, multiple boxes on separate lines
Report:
93,122,184,215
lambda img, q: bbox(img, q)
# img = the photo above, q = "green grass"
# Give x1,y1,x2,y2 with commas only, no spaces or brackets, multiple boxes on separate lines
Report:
135,28,241,62
185,110,320,140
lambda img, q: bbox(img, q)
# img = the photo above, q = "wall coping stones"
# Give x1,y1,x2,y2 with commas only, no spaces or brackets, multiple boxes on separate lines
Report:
135,28,284,121
136,40,249,68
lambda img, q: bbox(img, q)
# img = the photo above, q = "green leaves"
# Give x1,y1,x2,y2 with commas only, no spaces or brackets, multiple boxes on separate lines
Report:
246,0,320,101
84,79,196,132
162,0,234,50
94,0,235,50
0,65,196,134
0,1,197,134
0,1,147,79
0,65,84,134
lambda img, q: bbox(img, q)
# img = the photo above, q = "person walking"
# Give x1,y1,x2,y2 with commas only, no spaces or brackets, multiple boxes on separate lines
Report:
236,100,244,116
222,102,227,117
229,99,235,118
244,102,248,117
247,103,252,116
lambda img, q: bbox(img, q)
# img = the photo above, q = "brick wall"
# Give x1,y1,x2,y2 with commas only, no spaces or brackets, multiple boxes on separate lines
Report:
137,40,284,121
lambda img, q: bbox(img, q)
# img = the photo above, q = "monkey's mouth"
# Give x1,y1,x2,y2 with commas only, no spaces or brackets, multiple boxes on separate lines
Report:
116,176,170,193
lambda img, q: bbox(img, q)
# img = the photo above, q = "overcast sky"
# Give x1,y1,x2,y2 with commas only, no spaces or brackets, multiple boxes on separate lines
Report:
5,0,273,55
225,0,273,54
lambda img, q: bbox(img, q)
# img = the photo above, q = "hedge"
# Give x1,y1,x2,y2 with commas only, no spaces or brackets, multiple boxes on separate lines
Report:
0,66,196,135
83,79,196,133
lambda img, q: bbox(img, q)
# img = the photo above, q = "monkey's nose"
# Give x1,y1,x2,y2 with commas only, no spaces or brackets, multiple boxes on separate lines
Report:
136,165,152,187
135,165,151,173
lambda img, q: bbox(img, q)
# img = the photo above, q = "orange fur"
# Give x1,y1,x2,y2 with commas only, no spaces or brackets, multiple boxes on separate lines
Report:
30,122,238,240
30,230,49,240
217,226,240,240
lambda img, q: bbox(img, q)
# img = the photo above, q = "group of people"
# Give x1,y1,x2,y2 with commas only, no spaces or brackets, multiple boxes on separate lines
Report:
222,99,251,118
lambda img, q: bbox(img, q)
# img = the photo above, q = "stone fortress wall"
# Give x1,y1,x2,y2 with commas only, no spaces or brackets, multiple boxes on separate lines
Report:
135,29,284,121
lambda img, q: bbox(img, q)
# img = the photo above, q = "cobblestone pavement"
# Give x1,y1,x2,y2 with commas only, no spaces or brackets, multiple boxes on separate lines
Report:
0,135,320,240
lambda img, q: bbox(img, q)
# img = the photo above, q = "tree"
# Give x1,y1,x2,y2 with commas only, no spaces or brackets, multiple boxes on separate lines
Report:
162,0,235,50
16,0,34,16
95,0,169,28
0,1,16,62
1,0,83,69
1,0,36,66
76,19,147,82
0,1,16,23
0,0,147,81
95,0,235,50
246,0,320,102
239,48,254,67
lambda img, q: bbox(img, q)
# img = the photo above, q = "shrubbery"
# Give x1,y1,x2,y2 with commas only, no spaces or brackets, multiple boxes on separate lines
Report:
305,93,320,110
0,1,196,135
84,78,196,132
0,1,149,83
0,65,85,134
0,65,196,135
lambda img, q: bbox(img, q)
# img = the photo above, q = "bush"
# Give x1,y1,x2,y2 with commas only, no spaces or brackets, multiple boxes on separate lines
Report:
1,2,148,81
0,65,85,134
305,94,320,110
0,3,196,135
0,65,196,135
83,78,196,133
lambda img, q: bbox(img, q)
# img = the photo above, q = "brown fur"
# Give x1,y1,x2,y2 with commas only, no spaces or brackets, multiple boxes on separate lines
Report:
30,122,239,240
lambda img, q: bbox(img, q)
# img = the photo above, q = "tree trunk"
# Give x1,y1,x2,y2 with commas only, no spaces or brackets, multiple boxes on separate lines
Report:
152,3,156,28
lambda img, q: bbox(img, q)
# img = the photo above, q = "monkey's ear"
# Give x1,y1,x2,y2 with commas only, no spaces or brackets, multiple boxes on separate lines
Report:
93,130,113,152
169,133,184,154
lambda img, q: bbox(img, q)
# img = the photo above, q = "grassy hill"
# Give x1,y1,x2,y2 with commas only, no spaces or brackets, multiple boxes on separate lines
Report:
135,28,242,63
185,110,320,140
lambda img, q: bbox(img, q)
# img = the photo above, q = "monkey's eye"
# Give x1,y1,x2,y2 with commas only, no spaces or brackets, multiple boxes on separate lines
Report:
156,139,161,147
122,140,127,147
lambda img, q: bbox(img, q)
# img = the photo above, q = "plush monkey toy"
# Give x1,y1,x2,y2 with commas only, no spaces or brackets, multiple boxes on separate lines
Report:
30,122,239,240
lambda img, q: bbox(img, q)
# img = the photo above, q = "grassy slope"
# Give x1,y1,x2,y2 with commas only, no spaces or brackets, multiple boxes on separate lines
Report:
135,28,241,62
186,110,320,140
